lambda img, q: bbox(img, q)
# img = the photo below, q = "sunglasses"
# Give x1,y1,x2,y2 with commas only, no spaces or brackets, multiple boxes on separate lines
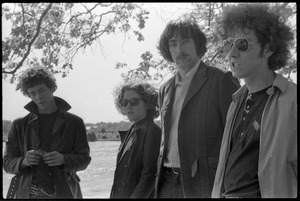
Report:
121,98,145,107
222,38,254,54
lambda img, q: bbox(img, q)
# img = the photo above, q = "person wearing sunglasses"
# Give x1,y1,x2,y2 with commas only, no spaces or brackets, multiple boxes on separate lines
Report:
110,81,161,198
212,3,296,198
154,17,240,198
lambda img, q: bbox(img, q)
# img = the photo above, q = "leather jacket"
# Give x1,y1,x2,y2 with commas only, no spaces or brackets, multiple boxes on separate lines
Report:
3,97,92,198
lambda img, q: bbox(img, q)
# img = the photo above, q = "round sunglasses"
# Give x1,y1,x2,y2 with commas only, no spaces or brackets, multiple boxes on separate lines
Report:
222,38,254,54
120,98,145,107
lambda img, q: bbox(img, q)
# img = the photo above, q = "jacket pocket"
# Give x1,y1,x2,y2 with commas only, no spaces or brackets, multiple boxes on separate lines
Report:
191,158,198,178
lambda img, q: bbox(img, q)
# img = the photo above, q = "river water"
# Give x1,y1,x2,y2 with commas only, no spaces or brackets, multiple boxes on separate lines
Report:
2,141,120,198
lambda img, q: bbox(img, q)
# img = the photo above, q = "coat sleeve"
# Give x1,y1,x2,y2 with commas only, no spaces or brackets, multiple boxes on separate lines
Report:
130,123,162,198
217,71,240,126
61,117,92,172
3,118,27,175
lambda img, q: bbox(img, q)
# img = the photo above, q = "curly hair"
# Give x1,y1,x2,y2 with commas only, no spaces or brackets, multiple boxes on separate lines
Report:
16,66,57,97
158,17,207,63
113,81,159,119
215,3,294,71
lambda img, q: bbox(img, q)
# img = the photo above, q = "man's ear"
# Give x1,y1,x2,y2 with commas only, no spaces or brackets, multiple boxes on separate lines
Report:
264,44,275,58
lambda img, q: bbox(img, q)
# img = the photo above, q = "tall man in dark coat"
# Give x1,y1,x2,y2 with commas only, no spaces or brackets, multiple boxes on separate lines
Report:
154,18,240,198
3,66,91,199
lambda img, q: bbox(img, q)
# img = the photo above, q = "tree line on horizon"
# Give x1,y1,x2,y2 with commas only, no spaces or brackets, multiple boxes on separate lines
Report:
2,120,161,141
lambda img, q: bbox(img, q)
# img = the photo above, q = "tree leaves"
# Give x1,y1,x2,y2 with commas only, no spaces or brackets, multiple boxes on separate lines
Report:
119,3,296,83
2,3,150,81
2,3,296,83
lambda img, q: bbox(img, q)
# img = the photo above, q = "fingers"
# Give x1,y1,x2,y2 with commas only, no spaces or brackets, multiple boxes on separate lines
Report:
43,151,63,166
24,150,64,167
24,150,43,166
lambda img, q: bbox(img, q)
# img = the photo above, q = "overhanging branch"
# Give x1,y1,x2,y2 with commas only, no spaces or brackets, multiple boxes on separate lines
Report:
2,3,53,74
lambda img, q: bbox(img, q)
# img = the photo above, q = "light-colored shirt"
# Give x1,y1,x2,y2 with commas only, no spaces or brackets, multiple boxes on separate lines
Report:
163,59,201,168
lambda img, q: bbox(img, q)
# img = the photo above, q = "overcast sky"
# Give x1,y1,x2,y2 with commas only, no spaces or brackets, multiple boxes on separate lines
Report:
2,3,297,124
2,3,194,123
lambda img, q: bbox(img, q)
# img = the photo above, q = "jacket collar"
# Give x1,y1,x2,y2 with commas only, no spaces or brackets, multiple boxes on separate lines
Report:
181,61,208,108
165,60,208,90
132,115,152,131
118,116,153,142
161,61,208,117
175,59,201,85
232,73,289,102
24,96,71,115
117,117,153,164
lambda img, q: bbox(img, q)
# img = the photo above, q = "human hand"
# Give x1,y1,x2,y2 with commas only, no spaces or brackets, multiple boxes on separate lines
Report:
42,151,65,166
22,150,43,167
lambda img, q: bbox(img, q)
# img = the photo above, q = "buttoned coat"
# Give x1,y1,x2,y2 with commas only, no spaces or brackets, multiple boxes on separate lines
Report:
3,97,91,199
154,61,240,198
110,117,161,198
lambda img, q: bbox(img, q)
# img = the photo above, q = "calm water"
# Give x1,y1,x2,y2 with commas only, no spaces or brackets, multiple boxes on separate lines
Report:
2,141,120,198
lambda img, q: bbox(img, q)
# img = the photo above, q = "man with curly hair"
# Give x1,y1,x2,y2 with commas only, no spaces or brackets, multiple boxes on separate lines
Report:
212,3,297,198
3,66,91,199
154,17,240,198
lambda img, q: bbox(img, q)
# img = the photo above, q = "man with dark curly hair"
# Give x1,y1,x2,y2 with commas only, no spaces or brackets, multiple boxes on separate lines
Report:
154,17,240,198
110,81,161,198
3,66,91,199
212,3,297,198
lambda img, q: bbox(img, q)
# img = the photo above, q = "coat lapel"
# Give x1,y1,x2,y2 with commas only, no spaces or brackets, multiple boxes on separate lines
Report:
182,62,208,110
117,127,135,165
118,130,128,144
160,78,176,142
118,131,137,163
26,114,39,151
160,78,176,118
117,127,133,157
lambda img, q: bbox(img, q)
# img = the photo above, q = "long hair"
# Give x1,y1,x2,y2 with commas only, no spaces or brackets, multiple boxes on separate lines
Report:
158,17,207,62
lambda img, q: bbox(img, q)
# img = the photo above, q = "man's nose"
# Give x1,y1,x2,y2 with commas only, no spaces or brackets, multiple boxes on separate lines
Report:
176,43,183,53
36,92,43,100
227,45,239,58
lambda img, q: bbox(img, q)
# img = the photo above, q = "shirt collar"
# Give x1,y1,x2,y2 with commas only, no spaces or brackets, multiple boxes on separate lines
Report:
175,59,201,85
232,73,290,102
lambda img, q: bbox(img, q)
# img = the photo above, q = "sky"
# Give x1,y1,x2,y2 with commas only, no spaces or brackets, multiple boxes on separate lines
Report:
2,3,194,123
2,3,297,124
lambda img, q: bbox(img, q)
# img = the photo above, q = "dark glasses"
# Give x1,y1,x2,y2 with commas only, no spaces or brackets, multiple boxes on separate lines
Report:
222,38,254,54
121,98,145,107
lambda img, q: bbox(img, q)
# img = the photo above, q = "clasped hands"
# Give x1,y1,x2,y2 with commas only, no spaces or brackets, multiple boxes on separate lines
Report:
22,150,64,167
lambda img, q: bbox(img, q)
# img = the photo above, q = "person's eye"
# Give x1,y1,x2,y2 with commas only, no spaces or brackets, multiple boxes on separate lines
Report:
169,42,177,48
236,39,248,51
182,39,190,44
121,100,128,107
131,100,139,106
38,88,46,93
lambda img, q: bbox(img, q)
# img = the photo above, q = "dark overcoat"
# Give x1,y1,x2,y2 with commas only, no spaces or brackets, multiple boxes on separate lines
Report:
110,117,161,198
3,97,91,199
154,62,240,198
